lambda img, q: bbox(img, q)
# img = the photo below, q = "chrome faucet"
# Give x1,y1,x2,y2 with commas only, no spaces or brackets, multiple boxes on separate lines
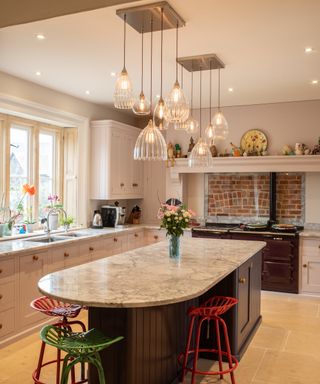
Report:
45,207,68,235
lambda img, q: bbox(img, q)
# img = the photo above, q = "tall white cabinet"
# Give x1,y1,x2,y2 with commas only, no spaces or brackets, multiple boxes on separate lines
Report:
90,120,143,200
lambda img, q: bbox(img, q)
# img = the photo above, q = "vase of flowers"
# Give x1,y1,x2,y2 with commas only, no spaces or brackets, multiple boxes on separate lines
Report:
46,194,62,230
158,203,195,260
0,184,36,236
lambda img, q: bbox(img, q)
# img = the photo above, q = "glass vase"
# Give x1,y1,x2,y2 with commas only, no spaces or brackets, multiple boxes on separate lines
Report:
168,235,181,260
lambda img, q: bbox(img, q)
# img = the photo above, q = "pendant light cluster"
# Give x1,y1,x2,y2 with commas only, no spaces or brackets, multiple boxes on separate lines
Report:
114,3,228,163
114,5,189,135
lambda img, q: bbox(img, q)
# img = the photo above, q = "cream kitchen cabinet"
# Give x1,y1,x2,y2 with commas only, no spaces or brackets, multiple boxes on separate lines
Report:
91,120,143,200
18,250,50,327
301,237,320,293
144,228,166,244
50,242,83,272
127,229,145,250
0,256,16,339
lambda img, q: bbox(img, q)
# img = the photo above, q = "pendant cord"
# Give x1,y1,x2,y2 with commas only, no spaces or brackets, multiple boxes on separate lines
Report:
181,65,183,88
200,68,202,137
141,29,144,92
160,8,164,97
150,17,153,111
191,71,194,109
175,22,178,82
218,68,221,112
123,14,126,69
209,61,212,121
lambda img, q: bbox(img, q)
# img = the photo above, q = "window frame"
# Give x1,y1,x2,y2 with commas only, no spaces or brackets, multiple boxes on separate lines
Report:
1,114,65,222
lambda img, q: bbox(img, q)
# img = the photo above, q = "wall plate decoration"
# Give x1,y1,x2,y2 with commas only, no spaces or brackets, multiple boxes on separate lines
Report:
240,129,268,155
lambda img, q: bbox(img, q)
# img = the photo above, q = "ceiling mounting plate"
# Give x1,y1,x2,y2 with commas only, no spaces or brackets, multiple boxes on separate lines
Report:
177,54,225,72
116,1,185,33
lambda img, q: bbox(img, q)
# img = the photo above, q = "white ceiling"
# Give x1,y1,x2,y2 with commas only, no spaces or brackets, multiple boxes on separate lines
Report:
0,0,320,109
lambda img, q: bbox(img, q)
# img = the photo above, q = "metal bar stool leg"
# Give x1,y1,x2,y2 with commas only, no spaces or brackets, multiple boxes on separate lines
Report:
191,318,205,384
220,317,236,384
56,348,61,384
215,318,224,380
34,341,46,382
181,315,195,383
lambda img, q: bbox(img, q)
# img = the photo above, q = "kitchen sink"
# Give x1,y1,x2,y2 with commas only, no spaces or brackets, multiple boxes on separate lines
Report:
25,236,68,243
56,232,86,238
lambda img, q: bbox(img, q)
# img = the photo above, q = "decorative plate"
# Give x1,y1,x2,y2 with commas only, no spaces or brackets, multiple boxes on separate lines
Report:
240,129,268,155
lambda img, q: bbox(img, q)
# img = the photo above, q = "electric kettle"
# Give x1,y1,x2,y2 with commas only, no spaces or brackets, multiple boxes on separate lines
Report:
92,210,103,228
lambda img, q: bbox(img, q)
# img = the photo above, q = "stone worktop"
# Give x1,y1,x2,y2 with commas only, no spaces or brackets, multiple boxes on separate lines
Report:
0,225,152,257
38,237,265,308
300,229,320,238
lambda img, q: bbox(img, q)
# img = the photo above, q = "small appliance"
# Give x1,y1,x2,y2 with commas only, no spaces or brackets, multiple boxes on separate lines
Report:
101,206,119,227
92,210,103,228
117,207,126,225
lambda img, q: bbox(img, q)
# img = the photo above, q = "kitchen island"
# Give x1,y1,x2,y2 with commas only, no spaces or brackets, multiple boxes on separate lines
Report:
38,237,265,384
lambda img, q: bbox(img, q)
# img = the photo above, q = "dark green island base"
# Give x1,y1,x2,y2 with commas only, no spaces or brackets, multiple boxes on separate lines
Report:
88,251,262,384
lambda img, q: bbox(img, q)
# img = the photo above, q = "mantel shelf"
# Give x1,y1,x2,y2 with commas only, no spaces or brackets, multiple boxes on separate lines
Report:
170,155,320,179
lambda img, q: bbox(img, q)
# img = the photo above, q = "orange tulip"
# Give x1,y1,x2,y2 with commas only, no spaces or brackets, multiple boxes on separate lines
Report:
22,184,36,196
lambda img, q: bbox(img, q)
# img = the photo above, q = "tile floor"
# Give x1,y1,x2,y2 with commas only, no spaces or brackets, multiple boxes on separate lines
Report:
0,291,319,384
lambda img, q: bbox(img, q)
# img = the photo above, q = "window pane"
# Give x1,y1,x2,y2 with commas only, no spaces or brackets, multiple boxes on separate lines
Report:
10,126,30,210
39,132,55,211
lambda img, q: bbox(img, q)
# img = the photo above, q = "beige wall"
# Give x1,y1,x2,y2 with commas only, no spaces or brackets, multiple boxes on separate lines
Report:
0,71,138,125
167,99,320,156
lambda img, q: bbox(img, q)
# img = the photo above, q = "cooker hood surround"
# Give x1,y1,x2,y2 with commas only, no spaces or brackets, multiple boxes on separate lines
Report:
169,156,320,180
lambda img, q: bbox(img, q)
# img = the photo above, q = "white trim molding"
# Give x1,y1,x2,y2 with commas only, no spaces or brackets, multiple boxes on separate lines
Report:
170,155,320,180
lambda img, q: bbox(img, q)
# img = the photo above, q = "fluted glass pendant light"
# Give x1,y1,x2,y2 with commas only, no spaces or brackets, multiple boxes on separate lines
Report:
114,14,134,109
174,66,189,130
178,71,199,133
212,68,229,140
205,62,215,142
134,17,167,161
132,29,151,115
189,68,211,167
153,7,169,131
164,23,189,124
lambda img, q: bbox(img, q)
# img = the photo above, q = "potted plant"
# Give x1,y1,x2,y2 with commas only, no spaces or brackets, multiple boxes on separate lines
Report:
24,207,37,233
60,216,74,231
46,194,63,230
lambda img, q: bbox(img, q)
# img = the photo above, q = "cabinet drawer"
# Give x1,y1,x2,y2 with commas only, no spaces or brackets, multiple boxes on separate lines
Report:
0,257,15,281
145,230,166,244
104,235,127,256
301,239,320,257
127,230,144,250
0,308,15,339
0,281,14,311
80,239,108,261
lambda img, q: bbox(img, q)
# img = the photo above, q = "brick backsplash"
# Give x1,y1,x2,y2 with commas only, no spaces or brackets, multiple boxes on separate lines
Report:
205,173,304,223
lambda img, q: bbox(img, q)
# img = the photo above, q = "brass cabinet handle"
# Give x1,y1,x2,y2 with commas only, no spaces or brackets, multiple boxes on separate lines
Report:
318,245,320,249
303,264,307,268
0,324,2,329
64,252,69,257
154,235,159,240
239,277,246,284
33,255,39,261
113,238,118,242
89,247,94,251
134,233,139,238
0,269,2,274
0,294,3,300
120,183,125,187
132,183,138,187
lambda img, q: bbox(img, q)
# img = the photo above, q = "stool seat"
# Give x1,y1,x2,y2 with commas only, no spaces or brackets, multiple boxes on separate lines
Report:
179,295,238,384
31,296,82,319
41,325,124,384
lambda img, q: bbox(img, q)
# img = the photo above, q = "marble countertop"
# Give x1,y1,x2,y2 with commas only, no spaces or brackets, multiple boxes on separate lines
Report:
0,225,152,257
38,238,265,308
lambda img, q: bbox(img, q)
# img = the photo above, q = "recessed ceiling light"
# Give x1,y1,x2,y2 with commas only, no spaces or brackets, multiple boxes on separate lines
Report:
35,71,41,76
36,34,46,40
228,87,234,92
110,72,116,77
305,47,314,53
85,90,91,95
311,79,318,85
156,94,160,98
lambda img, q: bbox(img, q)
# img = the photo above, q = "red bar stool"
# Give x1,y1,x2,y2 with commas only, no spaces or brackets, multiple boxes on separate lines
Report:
30,296,87,384
179,296,238,384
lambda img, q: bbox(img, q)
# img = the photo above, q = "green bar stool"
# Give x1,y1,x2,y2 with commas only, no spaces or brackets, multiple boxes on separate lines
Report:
40,325,124,384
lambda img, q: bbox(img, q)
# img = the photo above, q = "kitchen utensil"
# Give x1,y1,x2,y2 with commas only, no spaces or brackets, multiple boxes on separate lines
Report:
92,210,103,228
